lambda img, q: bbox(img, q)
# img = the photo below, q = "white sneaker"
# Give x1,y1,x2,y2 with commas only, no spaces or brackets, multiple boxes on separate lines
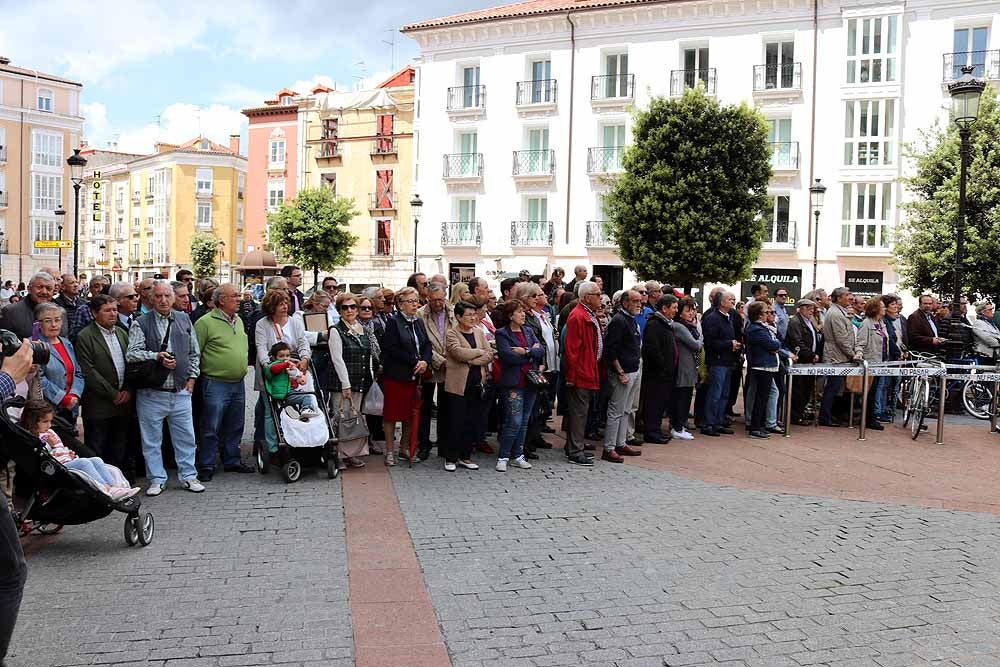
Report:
182,479,206,493
671,429,694,441
456,460,479,470
495,459,508,472
444,462,457,472
511,456,533,469
145,483,164,497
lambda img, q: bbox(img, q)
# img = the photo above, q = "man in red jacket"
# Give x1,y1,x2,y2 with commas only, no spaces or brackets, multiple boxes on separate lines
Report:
562,282,602,466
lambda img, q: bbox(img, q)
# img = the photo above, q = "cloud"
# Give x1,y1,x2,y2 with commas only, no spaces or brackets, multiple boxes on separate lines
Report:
86,102,246,155
81,102,109,142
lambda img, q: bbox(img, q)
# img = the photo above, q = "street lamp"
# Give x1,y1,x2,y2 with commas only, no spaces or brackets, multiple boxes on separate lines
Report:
946,65,985,359
54,205,66,274
67,148,88,277
809,178,826,290
410,194,423,273
217,240,226,282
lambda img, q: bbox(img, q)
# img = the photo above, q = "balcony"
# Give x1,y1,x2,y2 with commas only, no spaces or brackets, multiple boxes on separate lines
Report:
132,191,140,203
670,68,717,97
131,224,140,234
587,146,624,175
369,191,397,211
770,142,800,173
515,80,557,113
442,153,483,183
144,192,154,202
371,137,397,156
195,186,213,200
372,238,393,257
0,145,6,164
441,221,482,247
753,63,802,96
512,149,555,183
585,221,615,248
316,141,341,161
591,74,634,109
116,198,125,211
943,50,1000,82
143,257,153,265
237,190,244,200
447,85,486,120
762,220,798,250
0,192,7,209
511,220,553,247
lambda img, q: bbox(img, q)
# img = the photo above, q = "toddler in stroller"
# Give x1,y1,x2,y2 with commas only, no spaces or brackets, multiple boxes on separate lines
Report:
263,342,319,453
20,401,139,501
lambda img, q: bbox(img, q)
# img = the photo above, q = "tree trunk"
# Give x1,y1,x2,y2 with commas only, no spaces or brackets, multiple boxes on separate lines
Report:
313,265,319,291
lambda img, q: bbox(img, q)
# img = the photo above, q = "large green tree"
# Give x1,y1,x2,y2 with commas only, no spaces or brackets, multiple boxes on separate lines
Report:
190,232,219,279
603,87,772,287
267,188,358,284
893,86,1000,303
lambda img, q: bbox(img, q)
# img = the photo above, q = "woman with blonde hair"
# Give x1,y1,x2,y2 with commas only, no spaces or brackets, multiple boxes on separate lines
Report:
449,282,470,307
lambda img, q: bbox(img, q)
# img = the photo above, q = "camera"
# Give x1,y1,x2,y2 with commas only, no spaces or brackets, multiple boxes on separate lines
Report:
0,329,50,365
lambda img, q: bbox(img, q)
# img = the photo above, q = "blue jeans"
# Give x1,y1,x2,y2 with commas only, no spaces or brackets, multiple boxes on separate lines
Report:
874,377,891,418
704,366,731,430
65,457,116,486
136,389,197,485
199,379,246,471
498,387,537,460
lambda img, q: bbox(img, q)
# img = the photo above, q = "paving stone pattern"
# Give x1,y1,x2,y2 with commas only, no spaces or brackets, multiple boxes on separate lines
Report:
9,472,353,667
392,453,1000,667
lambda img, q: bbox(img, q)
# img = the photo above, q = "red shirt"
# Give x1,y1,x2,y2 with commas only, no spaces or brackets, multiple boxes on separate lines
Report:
52,340,77,408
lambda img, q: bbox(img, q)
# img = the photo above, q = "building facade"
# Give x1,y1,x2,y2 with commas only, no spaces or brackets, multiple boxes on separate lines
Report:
0,56,84,281
403,0,1000,300
80,137,247,281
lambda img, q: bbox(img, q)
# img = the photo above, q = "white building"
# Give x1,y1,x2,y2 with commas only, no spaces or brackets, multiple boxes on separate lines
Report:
402,0,1000,301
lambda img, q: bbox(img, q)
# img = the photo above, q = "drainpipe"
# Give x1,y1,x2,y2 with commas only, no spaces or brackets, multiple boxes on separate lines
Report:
806,0,819,248
564,12,576,245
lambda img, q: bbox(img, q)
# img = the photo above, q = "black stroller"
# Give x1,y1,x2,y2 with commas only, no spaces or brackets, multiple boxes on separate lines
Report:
254,359,339,483
0,396,154,547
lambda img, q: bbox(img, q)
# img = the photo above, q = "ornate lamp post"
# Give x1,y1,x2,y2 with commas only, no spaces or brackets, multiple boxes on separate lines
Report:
809,178,826,290
54,205,66,274
217,240,226,283
409,194,423,273
66,149,88,277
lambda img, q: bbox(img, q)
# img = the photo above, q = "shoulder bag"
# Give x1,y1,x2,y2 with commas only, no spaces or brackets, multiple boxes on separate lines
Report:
125,319,173,389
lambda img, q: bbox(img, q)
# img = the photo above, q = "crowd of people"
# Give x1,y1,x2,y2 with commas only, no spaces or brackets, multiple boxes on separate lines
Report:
0,263,997,500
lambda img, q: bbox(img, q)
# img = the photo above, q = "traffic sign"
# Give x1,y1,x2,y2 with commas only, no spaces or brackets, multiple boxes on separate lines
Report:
33,240,73,249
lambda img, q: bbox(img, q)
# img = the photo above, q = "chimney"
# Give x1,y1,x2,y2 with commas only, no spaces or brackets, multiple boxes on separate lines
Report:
229,134,241,155
0,57,10,65
155,142,178,154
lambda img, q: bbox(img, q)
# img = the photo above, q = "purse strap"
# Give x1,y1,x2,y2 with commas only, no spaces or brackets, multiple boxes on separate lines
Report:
158,318,173,353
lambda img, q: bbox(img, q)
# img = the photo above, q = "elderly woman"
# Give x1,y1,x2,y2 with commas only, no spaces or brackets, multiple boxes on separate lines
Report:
519,282,556,455
380,286,431,466
743,301,781,439
854,296,887,431
442,300,494,471
254,289,311,454
877,294,906,421
972,302,1000,364
360,287,387,348
328,293,379,469
670,297,703,440
494,300,544,472
35,302,85,425
357,293,385,452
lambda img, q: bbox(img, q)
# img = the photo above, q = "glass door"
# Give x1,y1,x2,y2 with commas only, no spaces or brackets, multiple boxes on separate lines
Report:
462,66,481,107
605,53,628,98
531,59,552,102
767,119,792,167
527,128,550,173
602,125,626,171
458,199,476,243
526,197,547,243
459,132,478,176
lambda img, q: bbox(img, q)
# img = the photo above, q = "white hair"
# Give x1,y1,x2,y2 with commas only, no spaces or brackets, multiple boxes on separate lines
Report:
578,281,601,298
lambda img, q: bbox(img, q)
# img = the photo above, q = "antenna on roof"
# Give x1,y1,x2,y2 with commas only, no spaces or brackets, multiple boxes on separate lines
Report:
382,30,396,70
353,61,368,90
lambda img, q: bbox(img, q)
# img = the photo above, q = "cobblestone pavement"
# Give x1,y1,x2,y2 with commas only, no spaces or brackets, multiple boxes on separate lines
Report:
9,471,353,667
392,449,1000,667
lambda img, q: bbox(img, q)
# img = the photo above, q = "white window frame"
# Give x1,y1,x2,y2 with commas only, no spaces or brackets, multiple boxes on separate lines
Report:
843,99,896,166
269,139,286,166
31,131,62,169
197,202,212,229
31,218,58,256
196,168,213,194
31,174,62,213
268,181,285,211
36,88,54,112
845,15,899,84
841,182,893,249
237,204,244,229
237,172,245,197
763,194,793,246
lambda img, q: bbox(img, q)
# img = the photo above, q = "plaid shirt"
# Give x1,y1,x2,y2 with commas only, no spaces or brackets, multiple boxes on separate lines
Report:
126,311,200,390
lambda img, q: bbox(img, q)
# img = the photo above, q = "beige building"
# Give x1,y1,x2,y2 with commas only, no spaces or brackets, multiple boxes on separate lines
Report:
0,56,84,281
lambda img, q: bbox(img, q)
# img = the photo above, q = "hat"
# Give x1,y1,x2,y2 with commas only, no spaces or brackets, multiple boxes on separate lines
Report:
795,298,817,307
672,288,685,298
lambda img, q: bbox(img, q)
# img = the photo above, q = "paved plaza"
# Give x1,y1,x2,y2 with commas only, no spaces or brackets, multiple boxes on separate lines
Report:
9,419,1000,667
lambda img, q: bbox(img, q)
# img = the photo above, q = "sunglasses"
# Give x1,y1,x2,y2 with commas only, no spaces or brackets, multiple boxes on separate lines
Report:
340,304,358,310
121,294,139,300
360,306,373,312
776,294,788,298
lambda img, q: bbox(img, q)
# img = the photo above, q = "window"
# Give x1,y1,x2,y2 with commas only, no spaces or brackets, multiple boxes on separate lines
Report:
236,235,245,260
951,27,990,79
453,132,479,177
768,119,795,168
117,216,124,239
321,118,338,140
321,173,337,194
132,242,139,261
268,182,285,210
237,172,245,197
200,139,209,150
196,168,213,193
31,174,62,212
237,206,244,230
374,170,394,209
683,47,710,84
593,124,625,172
603,53,629,97
530,59,553,103
764,40,795,88
133,215,140,231
458,199,477,223
197,203,212,228
31,131,62,168
375,219,392,255
524,197,548,243
461,66,481,108
841,182,893,248
147,241,153,259
31,218,58,255
763,195,792,245
375,114,394,152
844,99,895,166
524,128,551,172
269,139,286,166
154,169,169,198
37,88,53,112
846,15,898,83
280,95,292,106
146,175,154,196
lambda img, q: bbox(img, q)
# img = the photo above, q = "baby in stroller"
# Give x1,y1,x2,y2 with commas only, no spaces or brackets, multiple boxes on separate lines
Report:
20,401,139,501
263,343,319,453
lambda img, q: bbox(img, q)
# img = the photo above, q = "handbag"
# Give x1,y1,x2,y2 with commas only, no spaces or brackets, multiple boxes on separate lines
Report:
337,406,370,442
362,381,384,416
844,374,866,394
526,369,548,387
125,319,172,389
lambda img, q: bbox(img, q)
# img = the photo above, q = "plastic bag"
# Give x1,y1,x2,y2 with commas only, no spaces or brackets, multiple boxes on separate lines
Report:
363,382,384,416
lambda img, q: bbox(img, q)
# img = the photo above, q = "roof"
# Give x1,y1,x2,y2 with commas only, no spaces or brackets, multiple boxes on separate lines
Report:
0,60,82,87
402,0,671,31
377,66,416,89
316,88,409,112
167,136,242,156
242,103,299,116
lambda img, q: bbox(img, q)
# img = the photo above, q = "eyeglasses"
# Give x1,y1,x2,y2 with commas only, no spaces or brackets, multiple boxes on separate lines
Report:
398,299,419,304
181,277,194,283
121,294,138,300
360,306,373,312
39,318,63,325
765,310,776,314
340,304,358,310
776,293,788,298
636,290,647,295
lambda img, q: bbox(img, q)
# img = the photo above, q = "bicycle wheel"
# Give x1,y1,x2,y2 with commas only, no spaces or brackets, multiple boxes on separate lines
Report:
962,380,994,420
910,378,929,440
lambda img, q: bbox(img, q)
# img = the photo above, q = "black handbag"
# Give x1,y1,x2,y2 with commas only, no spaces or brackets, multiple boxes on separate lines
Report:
125,319,172,389
526,369,548,387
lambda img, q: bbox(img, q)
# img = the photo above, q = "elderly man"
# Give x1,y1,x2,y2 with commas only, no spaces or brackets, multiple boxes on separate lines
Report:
701,291,741,437
127,280,203,495
108,281,140,332
564,264,589,295
75,294,132,469
415,282,455,461
194,284,252,481
0,272,64,339
773,288,790,341
562,282,601,466
468,276,490,300
70,275,114,340
819,287,858,427
171,281,192,314
641,294,679,443
602,289,644,462
430,273,448,288
176,269,197,307
784,298,823,424
54,274,83,320
137,277,156,314
907,294,946,354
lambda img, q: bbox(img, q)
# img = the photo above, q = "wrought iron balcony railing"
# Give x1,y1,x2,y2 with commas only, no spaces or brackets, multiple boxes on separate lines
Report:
443,153,483,179
763,220,798,249
369,192,397,210
447,85,486,111
441,221,482,247
516,79,557,105
770,142,800,170
587,146,624,174
371,137,396,155
512,150,555,176
591,74,634,101
511,220,553,247
373,238,392,256
585,221,615,248
753,62,802,91
943,50,1000,81
670,68,717,96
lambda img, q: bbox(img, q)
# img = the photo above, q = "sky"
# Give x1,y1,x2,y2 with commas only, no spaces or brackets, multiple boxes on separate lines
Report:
0,0,500,154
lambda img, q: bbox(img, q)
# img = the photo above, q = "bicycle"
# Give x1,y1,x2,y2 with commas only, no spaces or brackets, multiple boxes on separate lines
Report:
901,351,941,440
959,346,998,420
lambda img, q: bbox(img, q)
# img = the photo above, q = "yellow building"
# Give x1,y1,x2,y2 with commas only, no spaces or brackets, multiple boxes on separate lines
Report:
0,56,84,281
81,136,247,280
297,67,415,289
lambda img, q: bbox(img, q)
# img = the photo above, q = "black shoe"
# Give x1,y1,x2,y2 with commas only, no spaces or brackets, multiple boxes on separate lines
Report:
626,437,644,446
867,422,885,431
765,426,784,434
224,463,255,474
524,451,540,460
417,447,432,461
197,469,213,482
717,427,735,435
791,418,812,426
700,428,720,437
567,455,595,466
749,430,771,439
585,432,603,441
725,410,741,418
644,434,670,444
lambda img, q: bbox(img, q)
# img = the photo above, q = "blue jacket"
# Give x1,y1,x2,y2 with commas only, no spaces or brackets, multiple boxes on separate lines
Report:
495,325,543,388
744,321,781,369
702,308,739,367
39,336,86,411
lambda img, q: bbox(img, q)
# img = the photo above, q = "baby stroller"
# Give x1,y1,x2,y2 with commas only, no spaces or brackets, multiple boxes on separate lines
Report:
0,396,154,547
254,359,339,483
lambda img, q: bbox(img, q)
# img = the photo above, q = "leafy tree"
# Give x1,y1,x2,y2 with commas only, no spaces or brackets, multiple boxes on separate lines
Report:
267,188,358,284
893,86,1000,303
603,87,772,288
190,232,219,279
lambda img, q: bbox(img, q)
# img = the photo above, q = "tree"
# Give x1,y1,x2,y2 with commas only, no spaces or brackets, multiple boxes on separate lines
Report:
190,232,219,279
603,87,772,288
267,188,358,284
893,86,1000,303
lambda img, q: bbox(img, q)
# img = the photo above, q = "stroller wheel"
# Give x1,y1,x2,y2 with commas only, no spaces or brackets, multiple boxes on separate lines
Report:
124,515,139,546
137,512,154,546
36,523,63,535
282,459,302,483
327,457,339,479
254,442,269,474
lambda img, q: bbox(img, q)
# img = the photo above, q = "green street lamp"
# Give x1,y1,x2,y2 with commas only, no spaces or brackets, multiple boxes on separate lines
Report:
809,178,826,290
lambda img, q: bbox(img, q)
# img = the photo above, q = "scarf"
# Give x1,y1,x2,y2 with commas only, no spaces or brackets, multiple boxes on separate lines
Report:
679,316,700,340
360,318,382,361
581,303,603,361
